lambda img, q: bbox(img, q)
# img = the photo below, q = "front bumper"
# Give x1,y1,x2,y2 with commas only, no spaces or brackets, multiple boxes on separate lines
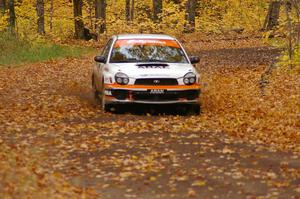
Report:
103,84,201,105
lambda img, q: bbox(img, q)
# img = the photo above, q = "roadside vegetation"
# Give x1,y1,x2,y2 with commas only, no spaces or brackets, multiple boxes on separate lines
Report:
202,57,300,152
0,32,94,66
0,143,98,198
181,34,300,152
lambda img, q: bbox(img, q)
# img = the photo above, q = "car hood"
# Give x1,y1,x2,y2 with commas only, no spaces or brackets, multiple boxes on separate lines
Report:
108,63,196,79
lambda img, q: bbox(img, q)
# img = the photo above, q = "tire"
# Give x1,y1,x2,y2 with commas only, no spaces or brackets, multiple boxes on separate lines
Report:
94,90,101,106
186,104,201,116
99,80,113,112
192,104,201,115
92,74,101,106
101,90,110,112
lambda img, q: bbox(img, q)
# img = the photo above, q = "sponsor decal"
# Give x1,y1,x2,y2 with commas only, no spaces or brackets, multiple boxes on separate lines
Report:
138,65,169,69
104,90,112,96
104,77,112,83
127,40,166,45
149,89,165,94
114,39,181,48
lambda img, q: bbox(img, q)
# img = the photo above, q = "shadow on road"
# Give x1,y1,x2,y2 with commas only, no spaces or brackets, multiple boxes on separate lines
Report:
105,103,201,116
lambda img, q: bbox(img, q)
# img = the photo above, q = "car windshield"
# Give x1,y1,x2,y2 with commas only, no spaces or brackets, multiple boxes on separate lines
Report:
110,39,188,63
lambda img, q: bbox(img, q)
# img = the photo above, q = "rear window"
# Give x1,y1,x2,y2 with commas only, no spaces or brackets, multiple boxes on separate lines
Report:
110,39,188,63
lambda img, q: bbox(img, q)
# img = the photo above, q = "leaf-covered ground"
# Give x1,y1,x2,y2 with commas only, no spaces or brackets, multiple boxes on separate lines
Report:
0,37,299,198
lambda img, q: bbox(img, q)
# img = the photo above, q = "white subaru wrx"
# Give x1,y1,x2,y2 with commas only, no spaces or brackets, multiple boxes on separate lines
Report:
92,34,201,114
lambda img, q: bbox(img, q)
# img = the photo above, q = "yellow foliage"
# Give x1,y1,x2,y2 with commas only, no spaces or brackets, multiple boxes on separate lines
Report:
0,0,270,39
221,0,268,31
0,143,98,198
200,66,300,151
0,11,8,30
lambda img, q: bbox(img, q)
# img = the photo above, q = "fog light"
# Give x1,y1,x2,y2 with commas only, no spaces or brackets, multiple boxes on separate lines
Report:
183,72,196,85
115,72,129,85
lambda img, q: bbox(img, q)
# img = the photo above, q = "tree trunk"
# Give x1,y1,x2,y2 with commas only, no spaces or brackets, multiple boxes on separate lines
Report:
36,0,45,35
153,0,162,22
263,0,281,31
95,0,106,34
49,0,53,31
0,0,6,13
87,0,93,29
285,1,294,68
125,0,130,22
130,0,134,21
185,0,196,33
73,0,84,39
9,0,15,33
290,0,300,43
290,0,300,20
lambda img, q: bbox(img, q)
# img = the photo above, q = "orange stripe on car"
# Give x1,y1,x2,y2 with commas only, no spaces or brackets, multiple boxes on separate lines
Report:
104,84,200,90
114,39,181,48
105,96,117,100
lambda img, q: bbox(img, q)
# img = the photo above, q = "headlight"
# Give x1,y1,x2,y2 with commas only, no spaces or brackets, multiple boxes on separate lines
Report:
183,72,196,85
115,72,129,85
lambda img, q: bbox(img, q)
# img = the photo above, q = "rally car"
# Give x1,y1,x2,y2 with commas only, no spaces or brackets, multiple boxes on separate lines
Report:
92,34,201,114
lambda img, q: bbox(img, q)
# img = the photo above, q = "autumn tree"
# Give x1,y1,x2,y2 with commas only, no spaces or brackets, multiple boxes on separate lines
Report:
73,0,84,39
153,0,162,22
125,0,135,22
290,0,300,20
95,0,106,34
125,0,130,22
263,0,281,31
0,0,6,13
130,0,134,21
8,0,15,33
185,0,196,33
49,0,53,31
36,0,45,35
86,0,93,29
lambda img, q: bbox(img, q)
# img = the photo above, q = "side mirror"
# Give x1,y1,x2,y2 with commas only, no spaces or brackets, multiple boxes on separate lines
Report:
94,56,106,63
190,56,200,64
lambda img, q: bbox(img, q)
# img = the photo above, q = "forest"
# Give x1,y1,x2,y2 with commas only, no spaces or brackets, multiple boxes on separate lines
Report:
0,0,299,198
0,0,300,68
1,0,268,37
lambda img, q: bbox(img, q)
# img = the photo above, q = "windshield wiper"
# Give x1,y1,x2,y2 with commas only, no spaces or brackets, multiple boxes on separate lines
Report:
111,58,170,63
141,59,168,63
110,58,138,63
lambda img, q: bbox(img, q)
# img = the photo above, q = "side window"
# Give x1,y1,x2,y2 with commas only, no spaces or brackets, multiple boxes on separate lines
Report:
102,39,113,59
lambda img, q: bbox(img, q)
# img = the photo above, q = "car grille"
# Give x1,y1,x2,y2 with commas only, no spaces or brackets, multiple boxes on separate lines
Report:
134,78,178,85
133,92,178,101
111,90,129,100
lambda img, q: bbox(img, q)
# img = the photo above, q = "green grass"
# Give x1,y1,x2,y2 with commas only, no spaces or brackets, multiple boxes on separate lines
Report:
0,32,94,66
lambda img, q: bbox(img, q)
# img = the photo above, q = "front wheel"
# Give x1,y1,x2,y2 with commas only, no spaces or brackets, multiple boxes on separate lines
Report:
100,83,115,112
192,104,201,115
185,104,201,115
94,90,101,106
92,76,102,107
101,91,111,112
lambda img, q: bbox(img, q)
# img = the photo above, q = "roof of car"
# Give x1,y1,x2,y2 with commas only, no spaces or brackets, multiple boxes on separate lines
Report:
116,34,176,40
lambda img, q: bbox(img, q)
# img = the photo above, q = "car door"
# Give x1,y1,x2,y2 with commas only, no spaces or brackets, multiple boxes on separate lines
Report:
94,38,114,91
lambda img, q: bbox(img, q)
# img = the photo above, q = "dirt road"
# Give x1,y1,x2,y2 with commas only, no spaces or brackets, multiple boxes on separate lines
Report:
0,37,299,198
